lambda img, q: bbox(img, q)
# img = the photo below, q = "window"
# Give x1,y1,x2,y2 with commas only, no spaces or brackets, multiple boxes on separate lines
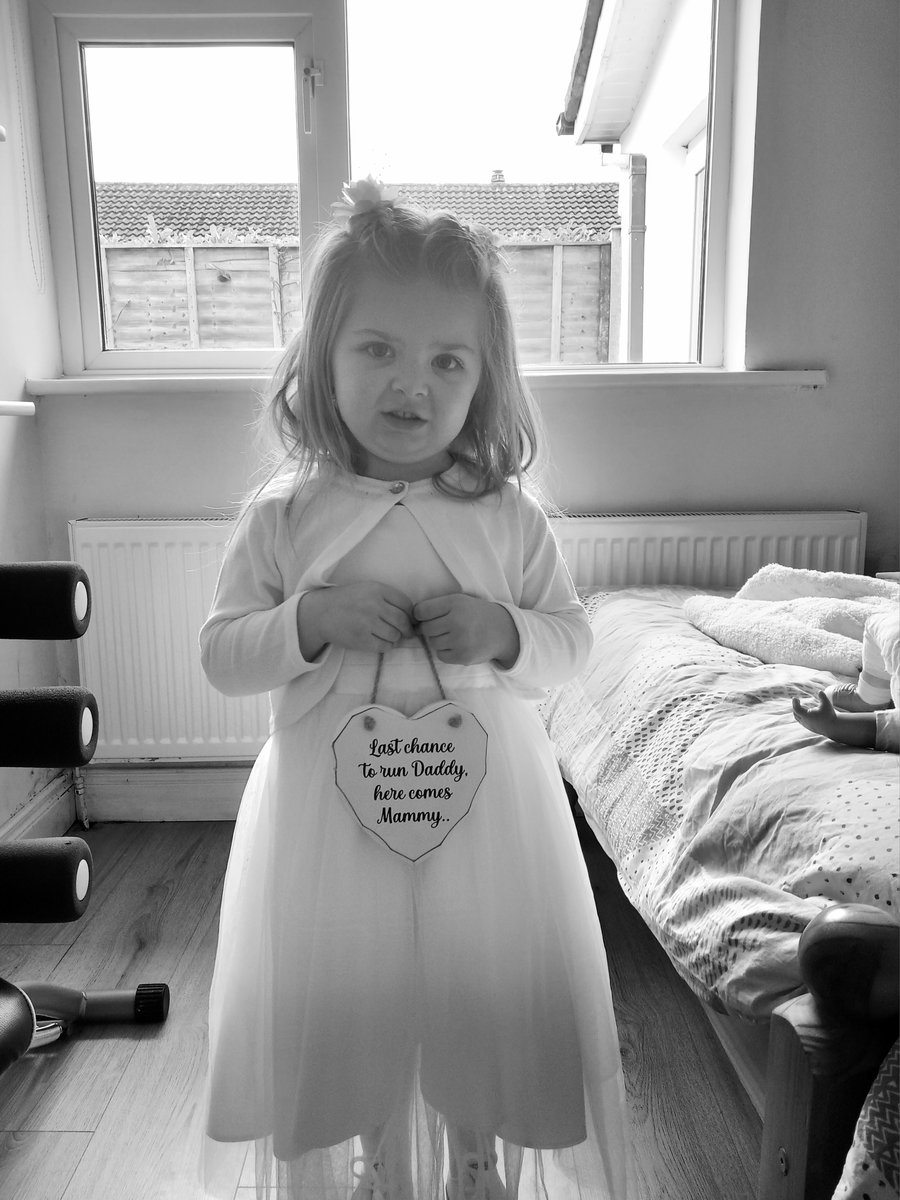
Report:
31,0,348,374
346,0,718,367
85,44,301,354
32,0,730,377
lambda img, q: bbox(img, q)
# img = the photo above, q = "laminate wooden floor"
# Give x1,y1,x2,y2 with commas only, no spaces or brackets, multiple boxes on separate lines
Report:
0,818,761,1200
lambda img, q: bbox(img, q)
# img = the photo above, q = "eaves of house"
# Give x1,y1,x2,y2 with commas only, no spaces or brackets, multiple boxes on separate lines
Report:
557,0,678,143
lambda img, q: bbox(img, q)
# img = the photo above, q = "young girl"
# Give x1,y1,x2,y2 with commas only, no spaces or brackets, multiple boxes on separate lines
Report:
200,179,634,1200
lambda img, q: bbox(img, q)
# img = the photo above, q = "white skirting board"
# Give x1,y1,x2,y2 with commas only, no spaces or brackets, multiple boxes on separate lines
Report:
82,762,251,822
0,771,76,841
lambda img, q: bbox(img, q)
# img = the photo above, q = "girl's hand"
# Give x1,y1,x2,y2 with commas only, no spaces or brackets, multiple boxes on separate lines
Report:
298,583,415,658
414,594,520,668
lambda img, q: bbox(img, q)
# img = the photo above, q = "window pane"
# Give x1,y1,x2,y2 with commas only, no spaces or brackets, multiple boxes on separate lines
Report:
346,0,713,366
84,44,300,352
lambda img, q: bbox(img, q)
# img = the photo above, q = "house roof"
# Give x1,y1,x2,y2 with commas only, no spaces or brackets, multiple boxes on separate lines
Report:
94,180,619,243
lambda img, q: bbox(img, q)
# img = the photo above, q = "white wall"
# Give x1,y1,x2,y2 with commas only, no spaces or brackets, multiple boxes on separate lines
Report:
0,0,71,831
744,0,898,570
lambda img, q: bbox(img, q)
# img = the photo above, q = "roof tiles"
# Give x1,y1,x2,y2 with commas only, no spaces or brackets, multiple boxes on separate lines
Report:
94,180,619,243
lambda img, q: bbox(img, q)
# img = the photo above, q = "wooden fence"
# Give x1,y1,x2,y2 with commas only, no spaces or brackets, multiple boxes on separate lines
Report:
99,240,613,364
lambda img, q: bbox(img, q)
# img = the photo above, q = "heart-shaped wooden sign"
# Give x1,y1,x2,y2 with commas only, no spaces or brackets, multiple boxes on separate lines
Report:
333,700,488,861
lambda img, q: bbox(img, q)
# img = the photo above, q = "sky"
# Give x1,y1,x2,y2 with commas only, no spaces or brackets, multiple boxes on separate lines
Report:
85,0,608,186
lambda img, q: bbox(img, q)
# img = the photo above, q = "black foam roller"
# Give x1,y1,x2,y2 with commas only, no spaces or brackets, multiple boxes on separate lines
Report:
0,836,93,922
0,687,99,767
0,979,34,1073
0,562,91,640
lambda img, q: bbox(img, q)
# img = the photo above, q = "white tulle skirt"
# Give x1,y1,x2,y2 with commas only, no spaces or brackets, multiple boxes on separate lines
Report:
202,648,634,1199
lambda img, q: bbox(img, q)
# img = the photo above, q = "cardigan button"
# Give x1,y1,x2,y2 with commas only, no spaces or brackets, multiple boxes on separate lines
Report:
389,481,407,495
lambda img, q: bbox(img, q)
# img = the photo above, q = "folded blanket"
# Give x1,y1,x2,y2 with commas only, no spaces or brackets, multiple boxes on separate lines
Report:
683,565,900,674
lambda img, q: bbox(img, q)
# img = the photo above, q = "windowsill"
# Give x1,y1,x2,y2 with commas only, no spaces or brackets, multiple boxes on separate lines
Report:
24,366,827,397
523,366,827,388
24,373,270,396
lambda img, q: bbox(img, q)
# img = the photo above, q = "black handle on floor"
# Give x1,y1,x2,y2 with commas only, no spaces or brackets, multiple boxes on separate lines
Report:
16,980,170,1024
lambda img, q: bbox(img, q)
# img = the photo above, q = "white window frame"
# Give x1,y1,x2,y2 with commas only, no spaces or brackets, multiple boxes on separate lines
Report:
29,0,349,376
687,131,708,361
697,0,736,368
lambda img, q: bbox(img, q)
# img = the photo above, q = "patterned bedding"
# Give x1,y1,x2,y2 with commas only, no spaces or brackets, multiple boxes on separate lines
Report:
542,585,900,1021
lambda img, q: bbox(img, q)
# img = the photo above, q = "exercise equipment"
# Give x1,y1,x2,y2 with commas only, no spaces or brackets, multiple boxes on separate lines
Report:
0,835,93,922
0,687,98,767
0,560,170,1079
0,561,91,640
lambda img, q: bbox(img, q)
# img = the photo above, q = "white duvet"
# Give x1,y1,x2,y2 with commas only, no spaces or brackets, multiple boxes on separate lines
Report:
542,583,900,1020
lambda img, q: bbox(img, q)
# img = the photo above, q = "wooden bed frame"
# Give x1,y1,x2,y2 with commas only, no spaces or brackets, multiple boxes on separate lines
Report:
705,964,896,1198
575,787,897,1200
757,993,896,1199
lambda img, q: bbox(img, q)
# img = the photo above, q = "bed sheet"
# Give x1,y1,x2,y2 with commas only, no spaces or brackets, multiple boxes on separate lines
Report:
542,585,900,1020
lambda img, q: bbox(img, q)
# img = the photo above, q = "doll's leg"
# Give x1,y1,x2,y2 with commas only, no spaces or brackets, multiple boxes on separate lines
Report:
827,613,897,711
446,1126,507,1200
858,612,896,707
875,709,900,753
825,681,892,711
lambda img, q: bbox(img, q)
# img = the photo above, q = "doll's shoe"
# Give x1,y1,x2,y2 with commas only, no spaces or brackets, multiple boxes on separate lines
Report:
825,683,893,712
446,1152,507,1200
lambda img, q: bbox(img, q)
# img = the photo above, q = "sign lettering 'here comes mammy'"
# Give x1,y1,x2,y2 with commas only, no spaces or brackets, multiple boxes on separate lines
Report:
333,701,488,861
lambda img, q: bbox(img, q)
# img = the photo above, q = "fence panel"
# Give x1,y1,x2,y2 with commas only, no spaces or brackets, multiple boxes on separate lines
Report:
104,246,191,350
279,246,302,344
100,239,612,360
560,243,611,364
504,246,553,364
192,246,275,348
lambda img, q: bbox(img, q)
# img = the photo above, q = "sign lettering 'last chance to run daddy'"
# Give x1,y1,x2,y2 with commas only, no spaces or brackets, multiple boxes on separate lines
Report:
333,700,489,862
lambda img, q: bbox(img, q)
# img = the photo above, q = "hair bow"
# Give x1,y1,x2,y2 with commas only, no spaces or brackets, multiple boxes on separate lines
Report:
331,177,401,227
469,222,502,249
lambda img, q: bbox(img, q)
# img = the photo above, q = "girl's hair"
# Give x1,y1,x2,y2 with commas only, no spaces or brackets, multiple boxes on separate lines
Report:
260,190,545,501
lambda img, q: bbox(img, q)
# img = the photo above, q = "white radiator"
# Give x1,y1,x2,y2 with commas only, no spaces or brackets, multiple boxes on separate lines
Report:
69,518,268,762
68,510,867,763
552,509,867,590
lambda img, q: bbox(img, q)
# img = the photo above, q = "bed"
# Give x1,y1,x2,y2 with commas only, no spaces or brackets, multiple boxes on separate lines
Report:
541,567,899,1200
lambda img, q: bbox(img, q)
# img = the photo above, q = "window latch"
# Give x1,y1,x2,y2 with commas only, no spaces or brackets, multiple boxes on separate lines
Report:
301,60,323,135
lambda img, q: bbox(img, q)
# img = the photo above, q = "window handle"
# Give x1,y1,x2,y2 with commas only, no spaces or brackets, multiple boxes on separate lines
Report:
301,60,323,135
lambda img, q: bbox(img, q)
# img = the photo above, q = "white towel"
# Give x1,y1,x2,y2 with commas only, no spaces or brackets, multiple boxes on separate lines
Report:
683,565,900,674
736,563,899,603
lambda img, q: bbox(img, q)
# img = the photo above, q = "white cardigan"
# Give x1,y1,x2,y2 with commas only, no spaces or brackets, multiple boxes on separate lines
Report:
200,466,591,733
